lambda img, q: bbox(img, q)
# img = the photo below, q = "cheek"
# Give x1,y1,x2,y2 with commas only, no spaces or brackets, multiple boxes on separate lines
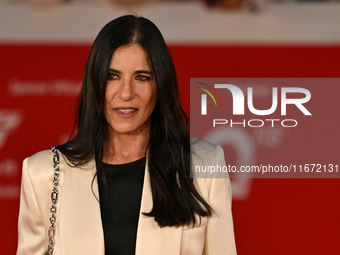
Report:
104,97,110,115
104,86,115,106
104,89,113,118
146,90,157,112
105,87,111,102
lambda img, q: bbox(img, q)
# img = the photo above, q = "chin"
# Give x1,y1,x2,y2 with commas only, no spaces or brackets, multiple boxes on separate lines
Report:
109,125,143,136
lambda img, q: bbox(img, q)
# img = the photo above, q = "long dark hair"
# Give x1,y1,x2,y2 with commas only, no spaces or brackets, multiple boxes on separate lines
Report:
58,15,211,227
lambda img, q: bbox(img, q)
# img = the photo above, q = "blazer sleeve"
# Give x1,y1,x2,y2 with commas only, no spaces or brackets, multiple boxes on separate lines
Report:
203,145,237,255
17,158,48,255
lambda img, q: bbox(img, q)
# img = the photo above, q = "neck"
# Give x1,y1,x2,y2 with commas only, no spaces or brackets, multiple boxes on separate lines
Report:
103,131,149,164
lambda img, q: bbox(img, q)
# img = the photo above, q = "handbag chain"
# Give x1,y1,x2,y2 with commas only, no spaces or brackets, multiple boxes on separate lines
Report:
47,145,60,255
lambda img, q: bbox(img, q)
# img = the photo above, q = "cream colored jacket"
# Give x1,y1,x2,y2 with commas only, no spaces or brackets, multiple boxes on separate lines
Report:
17,139,237,254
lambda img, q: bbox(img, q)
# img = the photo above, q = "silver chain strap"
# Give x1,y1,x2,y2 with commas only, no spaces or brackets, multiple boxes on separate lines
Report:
47,145,60,255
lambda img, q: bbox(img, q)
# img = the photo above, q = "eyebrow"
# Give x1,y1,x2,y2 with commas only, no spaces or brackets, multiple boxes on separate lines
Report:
108,68,153,75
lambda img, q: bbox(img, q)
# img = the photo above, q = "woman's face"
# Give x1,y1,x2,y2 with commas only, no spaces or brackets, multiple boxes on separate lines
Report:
104,43,157,138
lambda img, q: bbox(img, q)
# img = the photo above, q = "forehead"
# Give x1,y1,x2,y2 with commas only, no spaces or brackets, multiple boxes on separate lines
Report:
109,43,151,69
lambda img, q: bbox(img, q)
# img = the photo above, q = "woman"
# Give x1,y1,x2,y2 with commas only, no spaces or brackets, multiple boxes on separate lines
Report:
17,15,237,255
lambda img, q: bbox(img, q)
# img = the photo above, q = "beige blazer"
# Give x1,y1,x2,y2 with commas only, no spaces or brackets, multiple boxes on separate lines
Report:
17,139,237,255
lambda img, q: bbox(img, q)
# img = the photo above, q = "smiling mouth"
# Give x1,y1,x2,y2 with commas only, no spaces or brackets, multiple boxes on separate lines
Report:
117,109,137,114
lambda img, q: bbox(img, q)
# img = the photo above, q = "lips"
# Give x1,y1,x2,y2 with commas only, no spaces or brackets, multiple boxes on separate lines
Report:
118,109,136,114
114,107,138,117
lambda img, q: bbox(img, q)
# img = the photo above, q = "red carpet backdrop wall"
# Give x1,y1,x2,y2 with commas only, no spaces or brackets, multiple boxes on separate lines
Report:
0,2,340,255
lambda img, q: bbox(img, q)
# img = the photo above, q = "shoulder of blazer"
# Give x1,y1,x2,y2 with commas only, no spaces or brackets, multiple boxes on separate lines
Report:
18,149,59,249
190,137,225,174
24,149,55,192
190,137,228,197
22,148,97,225
190,137,220,156
25,148,96,194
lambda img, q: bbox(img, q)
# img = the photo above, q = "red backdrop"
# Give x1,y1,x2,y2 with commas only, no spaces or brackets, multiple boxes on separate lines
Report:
1,44,339,254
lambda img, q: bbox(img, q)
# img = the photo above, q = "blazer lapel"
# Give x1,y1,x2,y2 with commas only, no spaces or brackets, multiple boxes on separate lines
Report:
135,163,182,255
58,157,182,254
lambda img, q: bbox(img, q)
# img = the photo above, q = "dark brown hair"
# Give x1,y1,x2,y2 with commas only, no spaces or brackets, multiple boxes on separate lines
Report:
58,15,211,227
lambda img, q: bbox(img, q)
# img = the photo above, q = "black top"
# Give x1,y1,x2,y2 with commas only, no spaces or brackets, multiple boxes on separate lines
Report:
98,157,146,255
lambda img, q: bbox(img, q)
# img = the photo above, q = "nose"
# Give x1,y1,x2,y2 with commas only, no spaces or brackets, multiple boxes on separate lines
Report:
117,78,135,101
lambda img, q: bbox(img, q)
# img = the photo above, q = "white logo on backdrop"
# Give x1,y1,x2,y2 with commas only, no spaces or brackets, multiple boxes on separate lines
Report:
0,110,22,199
0,110,22,150
8,79,81,97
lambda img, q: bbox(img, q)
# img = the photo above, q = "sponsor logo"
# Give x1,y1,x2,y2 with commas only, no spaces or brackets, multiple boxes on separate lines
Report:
0,110,22,150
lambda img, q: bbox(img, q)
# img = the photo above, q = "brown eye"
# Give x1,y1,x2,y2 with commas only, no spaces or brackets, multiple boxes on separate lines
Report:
107,73,119,81
136,75,151,82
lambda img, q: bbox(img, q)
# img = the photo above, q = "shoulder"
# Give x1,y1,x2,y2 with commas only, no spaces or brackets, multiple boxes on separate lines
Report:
25,149,53,168
190,137,219,153
22,148,77,188
190,137,225,167
23,149,55,184
19,149,57,228
190,137,228,192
